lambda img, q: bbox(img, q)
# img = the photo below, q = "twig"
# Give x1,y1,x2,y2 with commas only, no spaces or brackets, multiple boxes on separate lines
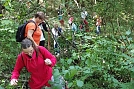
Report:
73,0,80,8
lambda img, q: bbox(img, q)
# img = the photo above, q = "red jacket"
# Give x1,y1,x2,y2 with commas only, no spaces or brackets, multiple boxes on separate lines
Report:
11,46,57,89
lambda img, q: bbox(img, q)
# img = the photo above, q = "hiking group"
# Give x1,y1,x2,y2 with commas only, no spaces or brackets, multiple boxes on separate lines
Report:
10,11,67,89
10,6,102,88
66,8,102,34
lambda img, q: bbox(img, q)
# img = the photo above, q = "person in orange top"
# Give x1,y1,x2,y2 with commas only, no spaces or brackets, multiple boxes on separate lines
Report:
25,11,45,46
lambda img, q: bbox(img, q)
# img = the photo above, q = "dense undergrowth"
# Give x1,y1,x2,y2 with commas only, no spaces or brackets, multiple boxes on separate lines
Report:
0,0,134,89
0,20,134,89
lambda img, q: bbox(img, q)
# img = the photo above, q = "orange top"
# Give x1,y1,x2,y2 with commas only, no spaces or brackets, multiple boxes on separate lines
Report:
25,22,41,45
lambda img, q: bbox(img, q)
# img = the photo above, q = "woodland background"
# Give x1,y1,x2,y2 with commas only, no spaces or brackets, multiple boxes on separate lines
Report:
0,0,134,89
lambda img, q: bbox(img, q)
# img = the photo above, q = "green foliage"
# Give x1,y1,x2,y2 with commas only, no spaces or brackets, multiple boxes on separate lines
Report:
0,86,4,89
0,0,134,89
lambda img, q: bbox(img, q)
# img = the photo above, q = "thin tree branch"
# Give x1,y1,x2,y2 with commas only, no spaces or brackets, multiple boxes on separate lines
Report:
73,0,80,8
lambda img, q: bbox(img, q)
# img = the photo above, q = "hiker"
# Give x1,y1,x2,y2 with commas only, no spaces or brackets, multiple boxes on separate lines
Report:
10,38,57,89
80,8,89,32
81,8,88,20
58,5,63,20
58,5,64,26
51,24,62,56
96,16,102,34
25,11,45,46
71,23,77,34
39,22,49,47
67,13,77,32
79,18,89,32
68,13,74,27
93,12,98,20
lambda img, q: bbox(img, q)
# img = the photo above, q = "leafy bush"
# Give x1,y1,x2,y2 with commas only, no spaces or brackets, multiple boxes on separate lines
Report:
0,0,134,89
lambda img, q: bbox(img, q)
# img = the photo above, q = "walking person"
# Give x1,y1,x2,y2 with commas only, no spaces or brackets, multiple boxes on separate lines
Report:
68,13,74,27
39,22,49,47
96,17,102,34
58,5,64,27
80,8,89,32
81,8,88,20
51,24,62,56
25,11,45,46
10,38,57,89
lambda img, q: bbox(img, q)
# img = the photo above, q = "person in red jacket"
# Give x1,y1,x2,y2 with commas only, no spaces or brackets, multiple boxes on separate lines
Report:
10,38,57,89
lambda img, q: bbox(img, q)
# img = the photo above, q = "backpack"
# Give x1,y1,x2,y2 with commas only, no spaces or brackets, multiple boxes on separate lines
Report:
57,27,62,36
16,20,37,42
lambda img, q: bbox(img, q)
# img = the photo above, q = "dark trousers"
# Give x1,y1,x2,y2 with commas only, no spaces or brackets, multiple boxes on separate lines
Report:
54,42,60,54
96,26,101,34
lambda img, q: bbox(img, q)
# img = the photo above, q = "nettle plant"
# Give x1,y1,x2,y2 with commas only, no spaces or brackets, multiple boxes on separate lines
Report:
0,19,20,88
56,31,134,89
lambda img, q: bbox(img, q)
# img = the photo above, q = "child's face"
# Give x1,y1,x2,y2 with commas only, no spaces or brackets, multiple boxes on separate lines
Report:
22,46,34,57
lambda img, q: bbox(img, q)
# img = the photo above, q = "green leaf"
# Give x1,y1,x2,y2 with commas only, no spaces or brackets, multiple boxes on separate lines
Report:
85,59,91,66
76,80,84,87
83,69,91,73
125,30,131,35
67,59,73,64
129,67,134,72
70,69,77,78
128,37,132,41
53,69,60,76
0,86,4,89
83,36,92,40
72,52,77,56
1,20,12,26
52,85,63,89
69,66,75,69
